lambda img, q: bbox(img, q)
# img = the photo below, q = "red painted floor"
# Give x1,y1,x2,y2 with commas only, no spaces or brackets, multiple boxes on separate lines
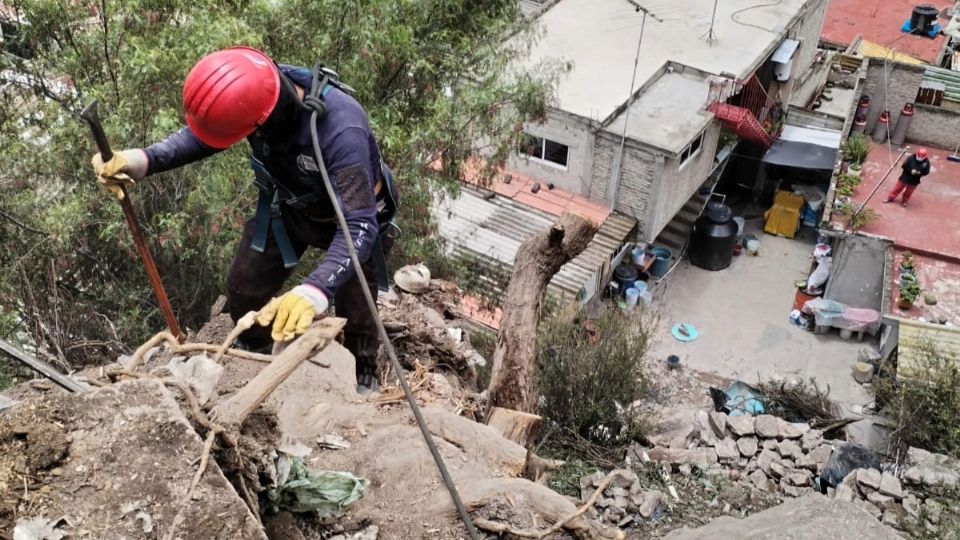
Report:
852,144,960,262
822,0,951,64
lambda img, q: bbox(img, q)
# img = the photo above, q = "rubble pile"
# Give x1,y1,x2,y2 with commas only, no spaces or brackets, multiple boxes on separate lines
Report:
583,408,960,535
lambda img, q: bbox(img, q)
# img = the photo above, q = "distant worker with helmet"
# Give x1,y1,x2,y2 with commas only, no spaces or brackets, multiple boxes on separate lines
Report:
91,47,399,393
885,147,930,208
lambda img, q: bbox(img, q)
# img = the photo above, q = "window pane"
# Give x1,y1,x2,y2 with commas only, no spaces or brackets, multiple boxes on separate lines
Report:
690,133,702,154
543,139,569,166
518,133,543,158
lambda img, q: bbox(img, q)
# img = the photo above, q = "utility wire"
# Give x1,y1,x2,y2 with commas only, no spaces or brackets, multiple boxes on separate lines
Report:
305,64,480,540
730,0,783,34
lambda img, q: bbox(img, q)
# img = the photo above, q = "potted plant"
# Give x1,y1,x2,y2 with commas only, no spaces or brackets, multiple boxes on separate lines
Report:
899,251,915,276
850,206,878,231
842,133,870,166
897,279,921,310
899,271,917,289
848,162,863,177
832,202,853,229
835,183,854,199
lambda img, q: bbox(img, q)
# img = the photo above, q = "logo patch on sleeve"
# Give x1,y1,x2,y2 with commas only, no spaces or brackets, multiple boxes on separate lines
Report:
297,154,319,172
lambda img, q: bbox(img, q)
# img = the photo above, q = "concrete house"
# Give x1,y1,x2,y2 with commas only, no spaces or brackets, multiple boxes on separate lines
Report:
508,0,830,247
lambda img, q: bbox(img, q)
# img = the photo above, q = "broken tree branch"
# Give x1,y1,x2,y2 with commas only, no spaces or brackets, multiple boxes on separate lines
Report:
487,212,597,413
213,318,346,427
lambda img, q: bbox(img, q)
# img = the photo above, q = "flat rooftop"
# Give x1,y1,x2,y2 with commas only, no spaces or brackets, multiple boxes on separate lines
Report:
821,0,952,64
520,0,807,123
604,70,714,154
851,144,960,262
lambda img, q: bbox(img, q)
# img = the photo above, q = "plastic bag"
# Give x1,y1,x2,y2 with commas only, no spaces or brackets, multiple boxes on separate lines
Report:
266,457,368,516
819,443,880,490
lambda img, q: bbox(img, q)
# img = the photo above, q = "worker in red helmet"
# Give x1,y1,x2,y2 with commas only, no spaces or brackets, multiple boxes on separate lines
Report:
91,47,398,393
885,147,930,207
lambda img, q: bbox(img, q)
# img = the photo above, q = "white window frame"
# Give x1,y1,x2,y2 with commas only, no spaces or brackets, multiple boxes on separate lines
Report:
520,133,570,170
679,131,705,169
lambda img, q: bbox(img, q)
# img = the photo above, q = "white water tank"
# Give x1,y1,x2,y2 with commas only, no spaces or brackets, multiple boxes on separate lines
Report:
771,39,800,82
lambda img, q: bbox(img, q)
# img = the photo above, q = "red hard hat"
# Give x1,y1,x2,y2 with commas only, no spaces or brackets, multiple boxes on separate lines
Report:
183,47,280,149
916,147,928,159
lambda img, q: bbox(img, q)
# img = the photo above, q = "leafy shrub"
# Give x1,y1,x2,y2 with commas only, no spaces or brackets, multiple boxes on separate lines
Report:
536,306,653,447
842,133,870,164
874,342,960,458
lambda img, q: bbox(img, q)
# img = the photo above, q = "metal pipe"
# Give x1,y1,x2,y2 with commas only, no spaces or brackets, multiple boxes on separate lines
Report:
850,149,907,222
0,338,87,393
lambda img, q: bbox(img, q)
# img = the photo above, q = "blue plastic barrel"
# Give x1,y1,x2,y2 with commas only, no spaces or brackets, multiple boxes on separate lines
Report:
649,247,672,278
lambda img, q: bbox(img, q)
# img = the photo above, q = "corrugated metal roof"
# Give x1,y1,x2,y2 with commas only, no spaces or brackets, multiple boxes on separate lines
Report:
896,318,960,377
923,65,960,104
434,186,636,302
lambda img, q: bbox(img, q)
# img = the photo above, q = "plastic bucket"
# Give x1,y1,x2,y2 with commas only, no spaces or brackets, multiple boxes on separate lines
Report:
639,290,653,307
746,239,760,256
649,247,673,278
624,287,640,309
631,246,646,266
633,281,649,294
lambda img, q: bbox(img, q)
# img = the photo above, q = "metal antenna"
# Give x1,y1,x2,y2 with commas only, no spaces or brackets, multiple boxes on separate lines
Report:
702,0,719,44
626,0,664,22
609,1,663,208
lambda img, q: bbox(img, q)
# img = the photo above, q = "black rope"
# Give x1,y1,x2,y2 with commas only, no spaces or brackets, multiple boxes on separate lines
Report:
305,61,481,540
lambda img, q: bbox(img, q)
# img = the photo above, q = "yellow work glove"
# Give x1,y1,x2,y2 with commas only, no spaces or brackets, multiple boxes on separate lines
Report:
91,149,148,200
256,285,329,342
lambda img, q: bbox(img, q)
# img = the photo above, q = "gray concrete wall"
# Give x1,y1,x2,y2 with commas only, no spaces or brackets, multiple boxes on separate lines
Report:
782,0,830,104
907,104,960,149
590,132,664,240
862,61,925,132
507,108,595,196
648,122,722,238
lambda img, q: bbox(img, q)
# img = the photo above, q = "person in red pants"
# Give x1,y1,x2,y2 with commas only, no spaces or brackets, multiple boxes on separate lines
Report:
885,148,930,207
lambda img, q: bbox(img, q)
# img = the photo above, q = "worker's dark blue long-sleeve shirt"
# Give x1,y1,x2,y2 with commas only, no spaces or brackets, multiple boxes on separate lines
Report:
143,65,382,298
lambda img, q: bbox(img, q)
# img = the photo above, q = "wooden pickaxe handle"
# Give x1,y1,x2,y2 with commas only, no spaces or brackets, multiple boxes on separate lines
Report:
80,100,184,342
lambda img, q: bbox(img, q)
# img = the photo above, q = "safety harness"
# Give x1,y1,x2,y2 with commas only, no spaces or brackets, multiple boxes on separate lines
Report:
249,65,398,290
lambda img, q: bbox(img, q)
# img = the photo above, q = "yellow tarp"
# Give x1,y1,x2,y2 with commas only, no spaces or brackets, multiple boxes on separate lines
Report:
855,40,926,66
764,190,804,238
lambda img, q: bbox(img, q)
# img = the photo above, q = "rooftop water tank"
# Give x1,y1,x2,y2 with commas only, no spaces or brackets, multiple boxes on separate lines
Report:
911,4,939,34
689,202,738,271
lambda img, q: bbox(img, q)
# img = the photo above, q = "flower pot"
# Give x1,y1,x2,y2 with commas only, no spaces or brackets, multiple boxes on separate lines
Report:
848,166,862,178
897,297,914,310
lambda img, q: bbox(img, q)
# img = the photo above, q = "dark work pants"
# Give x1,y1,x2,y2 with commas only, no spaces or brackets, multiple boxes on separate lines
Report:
225,208,390,375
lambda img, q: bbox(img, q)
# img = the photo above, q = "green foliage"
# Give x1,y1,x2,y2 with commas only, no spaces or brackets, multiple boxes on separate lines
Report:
0,1,559,366
875,343,960,458
842,133,870,164
536,306,653,447
850,206,879,231
900,279,922,303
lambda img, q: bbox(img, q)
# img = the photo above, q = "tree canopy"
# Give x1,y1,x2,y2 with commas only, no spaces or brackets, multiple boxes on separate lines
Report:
0,0,561,368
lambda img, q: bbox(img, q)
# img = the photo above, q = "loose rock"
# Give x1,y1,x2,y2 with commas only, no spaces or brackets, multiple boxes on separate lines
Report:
857,468,882,492
715,438,739,461
866,491,893,505
754,415,778,438
902,494,921,518
608,470,639,489
782,484,812,498
708,411,727,438
769,462,786,479
901,447,960,489
878,472,903,499
881,505,904,529
777,440,803,460
647,447,718,469
726,415,755,437
857,499,883,519
835,483,856,502
762,439,779,451
808,445,834,471
638,491,662,519
736,436,758,457
785,469,812,487
776,418,804,439
756,449,780,475
647,411,698,449
801,429,823,451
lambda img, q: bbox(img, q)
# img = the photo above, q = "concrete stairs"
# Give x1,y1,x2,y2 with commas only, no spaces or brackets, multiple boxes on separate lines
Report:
652,193,708,255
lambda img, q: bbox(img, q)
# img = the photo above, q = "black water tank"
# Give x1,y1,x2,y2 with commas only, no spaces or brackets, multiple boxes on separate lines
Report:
911,4,939,34
689,202,738,271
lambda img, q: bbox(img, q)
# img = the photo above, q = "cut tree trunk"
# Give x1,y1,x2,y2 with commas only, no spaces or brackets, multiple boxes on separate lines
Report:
486,406,542,448
214,317,346,426
487,212,598,413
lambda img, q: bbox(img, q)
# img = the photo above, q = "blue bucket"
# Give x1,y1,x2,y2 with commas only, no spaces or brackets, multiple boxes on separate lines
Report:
633,281,648,294
649,247,672,278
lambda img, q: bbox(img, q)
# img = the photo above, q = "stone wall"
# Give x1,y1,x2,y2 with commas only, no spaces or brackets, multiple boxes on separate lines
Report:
862,61,925,133
508,108,597,196
589,132,664,241
906,104,960,149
